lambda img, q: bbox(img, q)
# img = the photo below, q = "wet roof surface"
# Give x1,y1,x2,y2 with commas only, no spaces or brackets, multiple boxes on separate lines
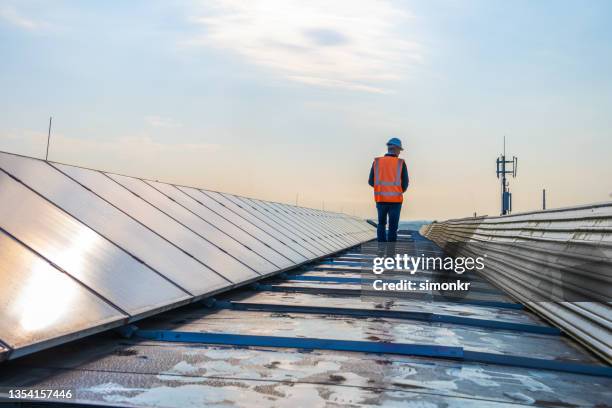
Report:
0,233,610,407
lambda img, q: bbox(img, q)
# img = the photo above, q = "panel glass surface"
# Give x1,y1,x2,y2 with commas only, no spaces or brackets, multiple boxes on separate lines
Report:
294,205,355,246
148,181,295,270
203,190,317,259
178,186,307,264
0,230,125,352
0,153,231,296
0,172,190,317
310,208,354,238
251,200,335,251
342,213,374,234
244,196,330,255
249,198,337,254
271,202,349,248
313,209,367,243
53,163,257,283
106,173,275,275
250,198,344,254
231,196,327,256
265,202,339,248
284,204,347,250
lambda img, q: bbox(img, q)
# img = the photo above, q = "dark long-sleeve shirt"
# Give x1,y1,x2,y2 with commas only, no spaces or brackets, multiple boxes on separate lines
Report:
368,153,409,192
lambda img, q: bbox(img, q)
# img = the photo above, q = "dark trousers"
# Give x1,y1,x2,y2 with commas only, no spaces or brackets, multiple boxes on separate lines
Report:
376,202,402,242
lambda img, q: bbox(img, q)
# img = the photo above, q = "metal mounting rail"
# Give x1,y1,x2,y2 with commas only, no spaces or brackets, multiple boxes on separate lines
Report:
206,300,559,335
251,283,524,310
134,329,612,378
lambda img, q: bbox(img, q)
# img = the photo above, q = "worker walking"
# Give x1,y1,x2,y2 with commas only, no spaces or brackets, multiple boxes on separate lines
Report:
368,138,409,242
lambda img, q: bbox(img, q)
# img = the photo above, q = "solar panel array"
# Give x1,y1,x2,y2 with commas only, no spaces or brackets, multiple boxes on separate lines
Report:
0,151,376,360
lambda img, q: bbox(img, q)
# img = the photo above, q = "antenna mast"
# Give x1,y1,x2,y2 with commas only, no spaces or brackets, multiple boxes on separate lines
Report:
496,136,517,215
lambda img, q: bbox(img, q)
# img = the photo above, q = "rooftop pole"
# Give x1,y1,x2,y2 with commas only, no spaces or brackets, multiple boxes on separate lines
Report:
45,116,52,161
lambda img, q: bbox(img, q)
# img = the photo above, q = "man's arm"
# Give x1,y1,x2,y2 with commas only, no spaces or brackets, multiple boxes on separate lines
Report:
401,162,409,192
368,163,375,187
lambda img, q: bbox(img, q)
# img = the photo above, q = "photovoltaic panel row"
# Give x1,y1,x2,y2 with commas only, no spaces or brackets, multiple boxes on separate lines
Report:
53,163,258,283
278,204,357,248
201,190,321,258
247,199,368,248
281,205,353,248
262,200,344,252
0,151,375,360
0,152,231,295
223,193,327,256
177,186,308,264
104,173,276,276
206,191,376,253
290,206,354,245
146,180,295,270
0,170,190,316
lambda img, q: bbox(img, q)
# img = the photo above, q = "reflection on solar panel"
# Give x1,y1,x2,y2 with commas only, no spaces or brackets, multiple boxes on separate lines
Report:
0,151,376,360
0,230,124,359
0,152,231,296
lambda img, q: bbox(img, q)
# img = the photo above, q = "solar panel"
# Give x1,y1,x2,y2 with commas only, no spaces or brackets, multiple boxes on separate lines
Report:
0,171,191,317
203,190,320,258
230,195,328,256
105,173,278,275
315,209,373,242
320,214,360,244
148,180,296,271
259,200,341,253
291,206,354,245
265,201,345,250
326,213,364,244
0,151,374,360
0,230,125,358
0,152,232,296
52,163,259,283
272,202,353,248
177,186,308,264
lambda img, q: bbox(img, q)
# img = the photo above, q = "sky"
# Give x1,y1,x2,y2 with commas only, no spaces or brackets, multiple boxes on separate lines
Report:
1,0,611,221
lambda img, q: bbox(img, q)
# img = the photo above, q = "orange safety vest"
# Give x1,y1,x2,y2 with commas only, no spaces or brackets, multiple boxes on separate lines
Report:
373,156,404,203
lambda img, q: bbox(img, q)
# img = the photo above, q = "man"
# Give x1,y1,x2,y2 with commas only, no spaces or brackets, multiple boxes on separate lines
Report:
368,138,409,242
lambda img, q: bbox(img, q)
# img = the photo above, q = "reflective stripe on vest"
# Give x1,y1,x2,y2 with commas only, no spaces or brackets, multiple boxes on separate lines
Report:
375,191,403,196
373,156,404,203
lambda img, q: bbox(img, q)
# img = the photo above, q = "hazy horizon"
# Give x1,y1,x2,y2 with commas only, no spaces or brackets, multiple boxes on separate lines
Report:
1,0,611,220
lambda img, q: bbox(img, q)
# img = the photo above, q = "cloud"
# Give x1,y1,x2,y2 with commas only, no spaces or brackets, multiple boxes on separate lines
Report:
0,5,50,31
186,0,421,93
145,116,183,128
